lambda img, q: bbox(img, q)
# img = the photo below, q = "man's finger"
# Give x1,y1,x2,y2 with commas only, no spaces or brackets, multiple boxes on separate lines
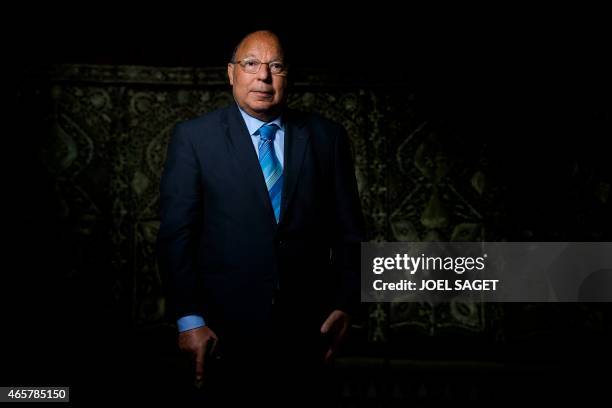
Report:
207,337,218,357
194,343,207,382
325,333,346,363
325,347,334,363
324,317,350,363
320,314,337,333
320,318,331,333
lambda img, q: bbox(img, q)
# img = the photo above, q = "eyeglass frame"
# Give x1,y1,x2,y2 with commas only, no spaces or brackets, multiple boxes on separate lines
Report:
231,58,289,76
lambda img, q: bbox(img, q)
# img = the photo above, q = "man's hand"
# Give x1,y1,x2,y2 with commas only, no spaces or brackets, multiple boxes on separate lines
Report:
320,310,350,363
178,326,218,385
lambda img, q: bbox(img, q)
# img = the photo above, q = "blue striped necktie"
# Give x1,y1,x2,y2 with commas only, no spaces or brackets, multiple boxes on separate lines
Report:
258,123,283,222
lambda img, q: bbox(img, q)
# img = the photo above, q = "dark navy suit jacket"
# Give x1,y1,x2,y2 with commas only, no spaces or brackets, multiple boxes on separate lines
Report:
157,103,364,340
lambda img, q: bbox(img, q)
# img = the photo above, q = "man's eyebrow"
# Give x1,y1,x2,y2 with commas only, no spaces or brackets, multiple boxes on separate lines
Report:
239,53,284,62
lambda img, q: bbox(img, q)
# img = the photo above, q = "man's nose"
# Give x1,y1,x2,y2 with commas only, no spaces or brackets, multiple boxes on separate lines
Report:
256,63,272,81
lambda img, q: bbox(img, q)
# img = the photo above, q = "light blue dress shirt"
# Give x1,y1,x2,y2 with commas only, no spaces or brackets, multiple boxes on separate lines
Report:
177,104,285,332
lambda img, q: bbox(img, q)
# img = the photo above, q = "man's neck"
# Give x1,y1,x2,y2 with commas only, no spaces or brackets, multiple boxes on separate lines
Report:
237,103,283,123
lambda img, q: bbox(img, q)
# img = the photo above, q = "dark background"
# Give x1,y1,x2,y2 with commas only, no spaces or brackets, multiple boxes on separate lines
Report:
4,7,611,406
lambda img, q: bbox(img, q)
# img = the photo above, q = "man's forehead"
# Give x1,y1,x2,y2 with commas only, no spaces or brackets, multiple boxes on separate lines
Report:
237,35,283,58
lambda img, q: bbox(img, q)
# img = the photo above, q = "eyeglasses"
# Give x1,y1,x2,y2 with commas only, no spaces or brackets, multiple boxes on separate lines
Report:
233,58,288,76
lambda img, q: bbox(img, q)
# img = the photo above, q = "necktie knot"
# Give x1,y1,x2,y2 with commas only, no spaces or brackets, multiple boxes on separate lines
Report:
258,123,279,142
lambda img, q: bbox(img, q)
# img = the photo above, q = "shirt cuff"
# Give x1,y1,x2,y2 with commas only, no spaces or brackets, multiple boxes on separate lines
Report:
177,315,206,332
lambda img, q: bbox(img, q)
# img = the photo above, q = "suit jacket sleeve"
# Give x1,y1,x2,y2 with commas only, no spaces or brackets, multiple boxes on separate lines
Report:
157,123,203,321
331,126,365,316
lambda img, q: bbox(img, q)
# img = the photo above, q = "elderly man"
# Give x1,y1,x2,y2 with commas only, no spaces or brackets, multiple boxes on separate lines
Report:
157,30,364,404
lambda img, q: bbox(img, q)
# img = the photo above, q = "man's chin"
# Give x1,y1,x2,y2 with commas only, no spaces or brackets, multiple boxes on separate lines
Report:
249,98,274,107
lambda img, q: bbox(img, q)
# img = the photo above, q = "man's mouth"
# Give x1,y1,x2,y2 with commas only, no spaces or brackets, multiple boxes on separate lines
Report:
251,90,274,99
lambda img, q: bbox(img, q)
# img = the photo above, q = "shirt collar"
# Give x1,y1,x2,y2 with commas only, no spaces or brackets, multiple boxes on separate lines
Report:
236,103,284,136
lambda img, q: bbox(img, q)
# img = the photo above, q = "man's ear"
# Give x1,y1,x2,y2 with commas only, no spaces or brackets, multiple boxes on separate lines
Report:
227,63,234,86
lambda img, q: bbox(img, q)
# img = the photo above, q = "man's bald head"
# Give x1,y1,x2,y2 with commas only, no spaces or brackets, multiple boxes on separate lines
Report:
231,30,286,64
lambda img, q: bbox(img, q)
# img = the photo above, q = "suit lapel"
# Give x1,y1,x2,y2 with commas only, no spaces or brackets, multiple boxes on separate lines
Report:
279,110,309,225
223,104,277,225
